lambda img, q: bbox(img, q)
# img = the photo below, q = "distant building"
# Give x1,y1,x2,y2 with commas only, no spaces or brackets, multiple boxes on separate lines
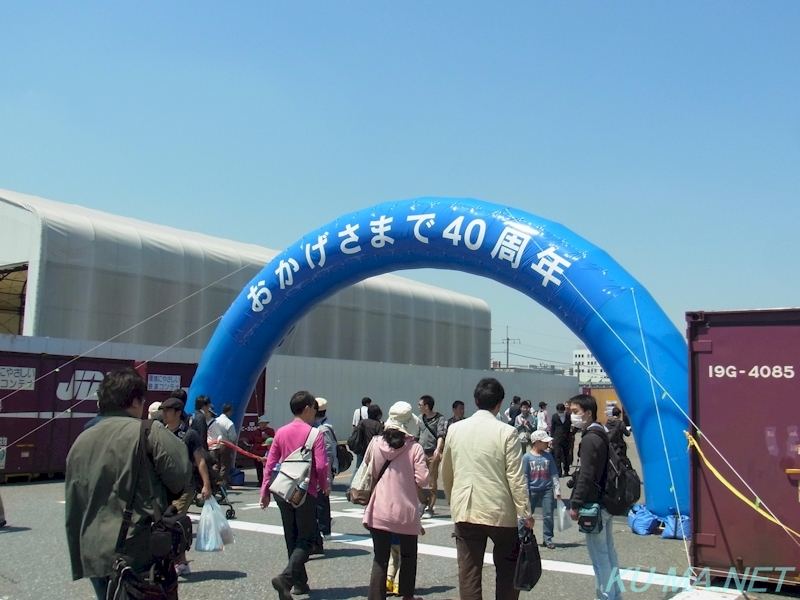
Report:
572,346,610,384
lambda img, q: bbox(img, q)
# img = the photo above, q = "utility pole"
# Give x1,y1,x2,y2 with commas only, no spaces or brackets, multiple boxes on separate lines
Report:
502,326,520,369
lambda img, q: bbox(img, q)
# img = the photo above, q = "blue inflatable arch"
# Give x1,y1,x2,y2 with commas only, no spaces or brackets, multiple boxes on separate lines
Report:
190,198,689,516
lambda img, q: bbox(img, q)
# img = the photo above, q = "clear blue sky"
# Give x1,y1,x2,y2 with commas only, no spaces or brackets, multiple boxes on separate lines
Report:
1,2,798,366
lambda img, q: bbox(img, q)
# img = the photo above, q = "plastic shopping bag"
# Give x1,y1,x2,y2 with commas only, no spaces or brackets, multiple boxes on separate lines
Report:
196,498,225,552
209,497,235,545
557,501,573,532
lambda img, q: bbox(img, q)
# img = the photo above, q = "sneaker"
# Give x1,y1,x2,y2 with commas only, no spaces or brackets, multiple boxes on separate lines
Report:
175,563,191,576
0,520,6,528
386,578,394,593
291,582,310,595
271,576,294,600
422,507,434,519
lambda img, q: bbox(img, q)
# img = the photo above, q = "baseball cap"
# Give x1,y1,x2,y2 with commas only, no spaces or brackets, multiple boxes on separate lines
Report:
530,430,553,444
258,414,270,424
316,397,328,411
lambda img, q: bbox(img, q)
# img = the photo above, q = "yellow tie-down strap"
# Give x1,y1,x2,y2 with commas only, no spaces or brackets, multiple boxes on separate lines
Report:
685,431,800,539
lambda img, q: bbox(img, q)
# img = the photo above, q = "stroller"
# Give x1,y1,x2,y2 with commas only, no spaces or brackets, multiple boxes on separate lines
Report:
194,447,236,519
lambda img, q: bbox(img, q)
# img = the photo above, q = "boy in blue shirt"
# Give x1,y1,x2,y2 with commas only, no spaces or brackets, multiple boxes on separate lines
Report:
523,430,561,549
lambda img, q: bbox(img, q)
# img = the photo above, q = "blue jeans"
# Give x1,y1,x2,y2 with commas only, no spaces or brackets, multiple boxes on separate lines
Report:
585,508,622,600
529,487,555,545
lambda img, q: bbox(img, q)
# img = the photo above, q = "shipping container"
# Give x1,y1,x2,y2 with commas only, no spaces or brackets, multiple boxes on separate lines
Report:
687,309,800,585
0,351,265,482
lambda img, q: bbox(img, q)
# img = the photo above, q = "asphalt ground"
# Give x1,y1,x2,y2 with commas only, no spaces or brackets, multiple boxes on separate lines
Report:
0,438,797,600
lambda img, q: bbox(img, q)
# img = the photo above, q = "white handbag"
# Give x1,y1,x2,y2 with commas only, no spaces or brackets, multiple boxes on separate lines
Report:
268,428,319,507
348,438,391,505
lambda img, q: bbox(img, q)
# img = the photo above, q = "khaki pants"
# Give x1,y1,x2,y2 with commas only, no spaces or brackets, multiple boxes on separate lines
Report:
172,486,195,565
417,453,439,512
210,445,234,487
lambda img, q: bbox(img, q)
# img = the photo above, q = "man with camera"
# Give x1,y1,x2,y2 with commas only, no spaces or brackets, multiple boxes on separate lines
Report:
568,394,622,600
66,368,192,600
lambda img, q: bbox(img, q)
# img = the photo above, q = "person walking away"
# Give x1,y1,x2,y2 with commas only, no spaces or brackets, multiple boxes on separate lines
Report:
313,398,337,554
537,401,551,432
65,368,192,600
514,400,536,453
569,394,621,600
416,395,446,518
348,404,384,491
208,402,238,487
190,395,213,451
353,397,372,430
260,391,329,600
243,414,275,486
550,403,573,477
363,401,429,600
0,490,6,528
505,396,522,425
160,396,213,576
605,407,630,460
442,378,534,600
524,430,561,549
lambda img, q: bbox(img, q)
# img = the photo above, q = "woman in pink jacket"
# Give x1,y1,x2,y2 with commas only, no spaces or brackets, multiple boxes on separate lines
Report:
362,401,430,600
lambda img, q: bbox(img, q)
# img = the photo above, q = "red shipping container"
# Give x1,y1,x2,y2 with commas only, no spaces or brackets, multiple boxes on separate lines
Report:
688,309,800,584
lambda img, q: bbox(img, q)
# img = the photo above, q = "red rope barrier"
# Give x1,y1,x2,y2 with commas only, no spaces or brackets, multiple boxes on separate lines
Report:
216,438,268,461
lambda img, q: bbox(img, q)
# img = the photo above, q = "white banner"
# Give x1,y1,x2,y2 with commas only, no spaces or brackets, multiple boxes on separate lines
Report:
147,374,181,392
0,366,36,391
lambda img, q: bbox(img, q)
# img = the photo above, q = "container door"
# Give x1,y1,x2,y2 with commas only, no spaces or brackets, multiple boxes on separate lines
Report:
688,310,800,579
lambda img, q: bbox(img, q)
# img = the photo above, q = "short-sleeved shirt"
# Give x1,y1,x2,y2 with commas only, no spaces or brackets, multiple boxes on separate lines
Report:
352,406,369,427
181,428,201,466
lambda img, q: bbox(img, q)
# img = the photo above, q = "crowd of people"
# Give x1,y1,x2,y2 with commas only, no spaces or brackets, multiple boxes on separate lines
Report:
63,367,630,600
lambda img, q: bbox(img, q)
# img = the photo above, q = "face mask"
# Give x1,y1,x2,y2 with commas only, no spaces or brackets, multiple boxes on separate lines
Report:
570,413,584,428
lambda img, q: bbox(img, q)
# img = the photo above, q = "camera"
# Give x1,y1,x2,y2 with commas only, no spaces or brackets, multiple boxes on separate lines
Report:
565,471,578,489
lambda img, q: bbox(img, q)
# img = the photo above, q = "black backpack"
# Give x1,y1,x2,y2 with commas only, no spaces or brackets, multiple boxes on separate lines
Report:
347,424,366,455
585,427,641,516
336,444,353,474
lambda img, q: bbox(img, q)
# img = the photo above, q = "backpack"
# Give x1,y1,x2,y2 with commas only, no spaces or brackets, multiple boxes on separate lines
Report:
348,424,366,455
584,427,641,516
336,444,353,474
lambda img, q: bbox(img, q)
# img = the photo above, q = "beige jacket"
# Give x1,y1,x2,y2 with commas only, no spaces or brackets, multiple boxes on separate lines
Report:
442,409,531,528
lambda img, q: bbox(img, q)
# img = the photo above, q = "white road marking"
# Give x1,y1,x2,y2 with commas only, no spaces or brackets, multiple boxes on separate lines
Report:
188,515,691,589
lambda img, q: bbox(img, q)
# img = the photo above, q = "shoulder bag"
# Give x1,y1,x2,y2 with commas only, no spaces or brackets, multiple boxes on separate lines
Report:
348,437,392,505
268,427,320,507
106,420,186,600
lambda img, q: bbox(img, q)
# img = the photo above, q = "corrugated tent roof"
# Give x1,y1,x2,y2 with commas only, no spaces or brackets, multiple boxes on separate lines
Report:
0,189,491,368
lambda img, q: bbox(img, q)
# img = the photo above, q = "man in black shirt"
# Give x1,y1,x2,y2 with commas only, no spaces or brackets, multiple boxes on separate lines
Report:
161,396,212,576
191,395,213,451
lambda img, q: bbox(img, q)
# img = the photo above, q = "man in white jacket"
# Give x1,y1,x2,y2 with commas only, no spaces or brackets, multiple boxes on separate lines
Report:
443,378,534,600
